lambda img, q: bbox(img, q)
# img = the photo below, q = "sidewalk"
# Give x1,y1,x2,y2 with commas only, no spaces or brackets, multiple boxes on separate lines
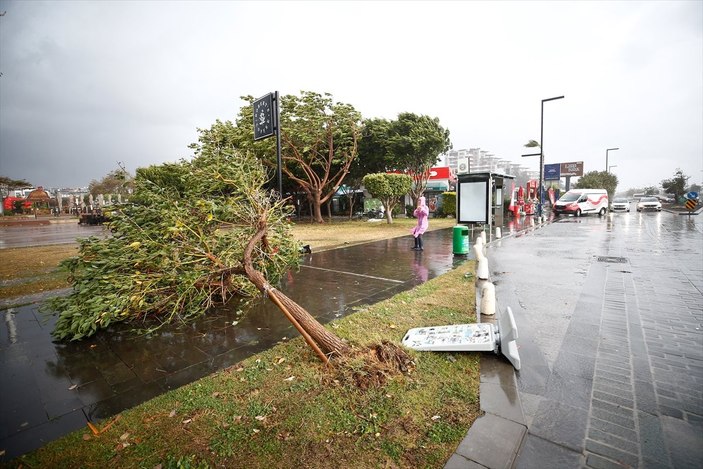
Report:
446,213,703,468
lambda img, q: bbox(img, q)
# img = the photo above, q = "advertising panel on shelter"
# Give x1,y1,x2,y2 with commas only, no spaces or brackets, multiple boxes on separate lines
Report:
458,180,488,224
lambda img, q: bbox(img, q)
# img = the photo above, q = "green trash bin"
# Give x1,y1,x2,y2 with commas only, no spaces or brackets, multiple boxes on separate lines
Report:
452,225,469,255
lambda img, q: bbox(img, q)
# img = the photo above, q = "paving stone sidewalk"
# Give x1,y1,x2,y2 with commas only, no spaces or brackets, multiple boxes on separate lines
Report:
451,213,703,468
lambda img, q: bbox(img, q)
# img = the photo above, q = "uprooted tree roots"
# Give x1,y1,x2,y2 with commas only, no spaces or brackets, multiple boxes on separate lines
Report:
326,340,416,390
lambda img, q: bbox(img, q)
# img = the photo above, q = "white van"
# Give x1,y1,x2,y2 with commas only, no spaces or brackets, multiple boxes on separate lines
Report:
554,189,609,217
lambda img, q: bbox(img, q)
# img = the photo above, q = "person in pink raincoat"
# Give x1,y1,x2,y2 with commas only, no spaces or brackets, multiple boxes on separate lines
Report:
411,196,429,250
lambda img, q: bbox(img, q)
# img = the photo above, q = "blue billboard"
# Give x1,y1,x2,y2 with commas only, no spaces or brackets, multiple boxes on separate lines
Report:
544,163,561,180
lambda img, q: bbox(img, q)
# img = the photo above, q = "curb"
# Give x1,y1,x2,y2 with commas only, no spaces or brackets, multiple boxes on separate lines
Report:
444,217,551,468
445,354,527,469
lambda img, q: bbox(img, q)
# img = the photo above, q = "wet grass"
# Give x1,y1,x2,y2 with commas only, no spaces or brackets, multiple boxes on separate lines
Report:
7,259,480,469
0,245,76,301
292,216,457,252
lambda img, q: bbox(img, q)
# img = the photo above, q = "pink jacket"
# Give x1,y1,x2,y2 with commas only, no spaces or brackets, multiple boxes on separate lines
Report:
411,196,429,237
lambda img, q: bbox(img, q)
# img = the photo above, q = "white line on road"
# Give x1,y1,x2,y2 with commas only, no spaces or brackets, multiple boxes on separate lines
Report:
300,265,404,284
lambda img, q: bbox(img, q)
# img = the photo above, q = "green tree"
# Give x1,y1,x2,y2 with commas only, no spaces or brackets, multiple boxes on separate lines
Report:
338,118,395,218
643,186,659,196
362,173,412,224
44,148,349,359
88,164,134,198
661,169,689,202
218,91,362,223
441,192,456,218
573,171,618,200
357,118,394,175
0,176,32,192
387,113,452,205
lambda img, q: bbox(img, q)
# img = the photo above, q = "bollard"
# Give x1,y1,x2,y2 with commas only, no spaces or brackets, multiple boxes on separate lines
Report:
495,227,502,239
474,240,494,318
474,243,489,280
480,231,487,244
480,281,496,316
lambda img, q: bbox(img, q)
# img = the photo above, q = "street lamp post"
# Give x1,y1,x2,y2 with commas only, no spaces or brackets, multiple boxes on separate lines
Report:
537,96,565,216
606,147,619,172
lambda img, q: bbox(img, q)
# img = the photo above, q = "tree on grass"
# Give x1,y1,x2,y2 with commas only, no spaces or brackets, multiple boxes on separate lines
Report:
387,113,452,206
88,164,134,198
362,173,413,224
0,176,32,193
340,118,395,218
661,169,690,202
220,91,362,223
574,171,618,200
44,148,349,360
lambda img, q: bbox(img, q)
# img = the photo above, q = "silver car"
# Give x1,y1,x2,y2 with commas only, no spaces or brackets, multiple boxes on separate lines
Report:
611,198,630,212
637,196,662,212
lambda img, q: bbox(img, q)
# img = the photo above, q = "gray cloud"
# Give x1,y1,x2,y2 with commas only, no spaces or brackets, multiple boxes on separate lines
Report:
1,0,701,190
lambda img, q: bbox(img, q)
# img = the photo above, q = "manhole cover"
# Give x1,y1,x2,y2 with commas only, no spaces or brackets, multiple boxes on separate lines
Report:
597,256,628,263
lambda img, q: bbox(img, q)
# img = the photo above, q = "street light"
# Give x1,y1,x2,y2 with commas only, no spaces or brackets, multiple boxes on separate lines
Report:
606,147,619,172
539,96,565,216
522,96,565,217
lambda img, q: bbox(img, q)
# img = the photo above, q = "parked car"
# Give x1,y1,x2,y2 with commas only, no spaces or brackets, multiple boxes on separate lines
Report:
636,197,662,212
611,198,630,212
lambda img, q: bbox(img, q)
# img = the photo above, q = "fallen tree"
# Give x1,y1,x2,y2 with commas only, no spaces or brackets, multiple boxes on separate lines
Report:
45,148,349,359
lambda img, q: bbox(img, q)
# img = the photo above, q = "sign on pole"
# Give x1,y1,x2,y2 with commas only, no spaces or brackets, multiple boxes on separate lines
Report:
544,163,561,180
252,92,283,196
253,93,275,141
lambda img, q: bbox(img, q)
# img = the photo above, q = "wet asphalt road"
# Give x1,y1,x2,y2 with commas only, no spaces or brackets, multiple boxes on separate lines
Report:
482,211,703,468
0,220,107,249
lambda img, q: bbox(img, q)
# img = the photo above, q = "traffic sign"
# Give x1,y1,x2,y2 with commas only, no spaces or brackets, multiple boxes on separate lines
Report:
685,199,697,211
685,191,699,200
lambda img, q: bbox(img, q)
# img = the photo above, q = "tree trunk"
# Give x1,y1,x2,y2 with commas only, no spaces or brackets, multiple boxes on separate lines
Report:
347,194,356,220
312,191,324,223
270,289,349,356
243,221,350,358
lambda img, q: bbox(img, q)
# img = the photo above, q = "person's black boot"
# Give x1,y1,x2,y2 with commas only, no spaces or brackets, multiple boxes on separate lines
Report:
418,236,424,251
412,237,419,250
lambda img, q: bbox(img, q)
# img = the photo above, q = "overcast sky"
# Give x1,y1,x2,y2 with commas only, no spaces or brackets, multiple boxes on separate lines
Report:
1,0,701,192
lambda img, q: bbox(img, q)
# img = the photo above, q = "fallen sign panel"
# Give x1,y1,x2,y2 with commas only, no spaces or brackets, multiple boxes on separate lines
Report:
402,323,497,352
402,307,521,370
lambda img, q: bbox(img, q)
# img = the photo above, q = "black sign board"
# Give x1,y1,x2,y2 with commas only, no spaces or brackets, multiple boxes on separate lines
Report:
253,93,275,141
